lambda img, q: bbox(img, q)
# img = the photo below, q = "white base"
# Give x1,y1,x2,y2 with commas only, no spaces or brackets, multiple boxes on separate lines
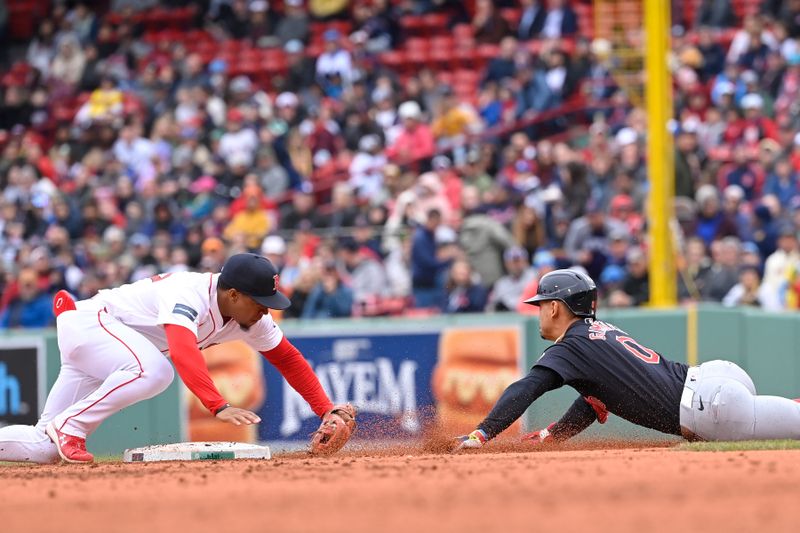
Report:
123,441,271,463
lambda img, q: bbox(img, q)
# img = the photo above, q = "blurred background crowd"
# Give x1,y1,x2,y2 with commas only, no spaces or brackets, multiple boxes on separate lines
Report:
1,0,800,328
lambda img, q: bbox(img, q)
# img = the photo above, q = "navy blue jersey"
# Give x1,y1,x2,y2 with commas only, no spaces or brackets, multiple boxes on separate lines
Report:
535,319,689,435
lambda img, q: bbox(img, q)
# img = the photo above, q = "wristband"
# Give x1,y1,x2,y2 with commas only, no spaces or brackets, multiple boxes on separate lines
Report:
214,403,231,416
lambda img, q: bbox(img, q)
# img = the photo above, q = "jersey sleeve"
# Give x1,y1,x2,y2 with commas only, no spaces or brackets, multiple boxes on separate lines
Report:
549,396,599,441
260,337,333,418
155,285,210,336
243,313,284,352
477,366,563,439
534,341,583,383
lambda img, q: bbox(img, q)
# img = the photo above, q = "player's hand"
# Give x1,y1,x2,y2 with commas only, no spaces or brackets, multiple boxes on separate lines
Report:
215,407,262,426
451,429,488,452
521,423,556,446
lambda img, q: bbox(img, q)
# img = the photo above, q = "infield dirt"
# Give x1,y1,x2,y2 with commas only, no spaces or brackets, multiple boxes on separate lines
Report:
2,440,799,533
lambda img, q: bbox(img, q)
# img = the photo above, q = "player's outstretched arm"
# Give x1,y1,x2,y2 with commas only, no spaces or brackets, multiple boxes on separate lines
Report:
261,337,358,454
523,395,605,445
260,336,333,416
164,324,261,425
452,366,563,451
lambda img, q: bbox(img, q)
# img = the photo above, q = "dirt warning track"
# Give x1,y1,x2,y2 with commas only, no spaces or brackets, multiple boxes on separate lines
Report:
2,443,799,533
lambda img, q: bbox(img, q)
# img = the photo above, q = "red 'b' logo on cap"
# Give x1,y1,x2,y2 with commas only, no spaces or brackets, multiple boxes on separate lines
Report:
273,274,280,291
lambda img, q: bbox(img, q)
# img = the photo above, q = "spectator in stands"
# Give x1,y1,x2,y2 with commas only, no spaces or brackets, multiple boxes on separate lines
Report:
282,263,316,319
486,246,536,312
511,196,546,258
695,0,737,28
483,36,518,86
431,85,480,165
76,76,123,125
338,238,388,305
442,259,488,314
6,0,800,320
782,0,800,37
26,20,56,77
316,29,354,89
563,198,627,281
0,267,54,329
693,184,740,246
604,228,631,269
218,108,259,169
411,209,455,308
517,0,547,41
278,188,320,230
385,100,435,167
355,0,399,53
760,223,800,310
540,0,578,39
349,134,386,201
49,34,86,89
472,0,511,45
723,264,763,307
261,235,287,273
326,182,361,230
717,143,764,202
678,237,711,301
561,161,592,222
764,157,799,208
515,62,559,119
702,236,743,301
727,14,778,65
302,260,354,319
275,0,310,46
223,185,272,250
696,27,727,81
459,184,517,287
309,0,351,20
280,41,315,95
674,121,704,200
517,250,558,314
608,246,649,308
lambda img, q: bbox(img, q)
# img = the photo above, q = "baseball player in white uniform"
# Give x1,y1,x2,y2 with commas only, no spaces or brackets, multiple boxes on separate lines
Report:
0,253,355,463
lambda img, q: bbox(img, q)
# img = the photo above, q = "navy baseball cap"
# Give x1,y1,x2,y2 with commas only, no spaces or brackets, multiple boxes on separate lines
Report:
219,253,291,309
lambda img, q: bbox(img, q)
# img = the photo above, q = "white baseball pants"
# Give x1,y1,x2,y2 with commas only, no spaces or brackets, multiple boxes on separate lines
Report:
679,360,800,441
0,301,174,463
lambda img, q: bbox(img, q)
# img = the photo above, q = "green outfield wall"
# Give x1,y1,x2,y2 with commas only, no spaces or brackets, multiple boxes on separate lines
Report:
2,305,799,455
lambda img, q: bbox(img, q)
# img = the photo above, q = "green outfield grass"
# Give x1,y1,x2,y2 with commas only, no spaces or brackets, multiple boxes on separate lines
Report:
678,440,800,452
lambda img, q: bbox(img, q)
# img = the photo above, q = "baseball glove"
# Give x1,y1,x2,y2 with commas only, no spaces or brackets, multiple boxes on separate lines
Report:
310,404,357,455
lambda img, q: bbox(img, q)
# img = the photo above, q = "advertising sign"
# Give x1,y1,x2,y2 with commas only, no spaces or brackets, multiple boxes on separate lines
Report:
259,332,439,442
0,340,45,427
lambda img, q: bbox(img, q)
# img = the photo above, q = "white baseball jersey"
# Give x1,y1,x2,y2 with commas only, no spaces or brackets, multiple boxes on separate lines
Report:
88,271,284,354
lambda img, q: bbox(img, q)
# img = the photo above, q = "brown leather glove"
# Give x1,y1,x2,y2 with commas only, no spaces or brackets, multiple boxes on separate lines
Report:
309,404,357,455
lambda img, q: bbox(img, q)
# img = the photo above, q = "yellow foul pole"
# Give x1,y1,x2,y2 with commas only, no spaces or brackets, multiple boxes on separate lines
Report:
644,0,677,306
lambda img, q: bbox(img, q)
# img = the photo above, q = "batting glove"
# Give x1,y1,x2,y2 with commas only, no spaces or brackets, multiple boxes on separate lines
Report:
452,429,489,451
521,423,556,445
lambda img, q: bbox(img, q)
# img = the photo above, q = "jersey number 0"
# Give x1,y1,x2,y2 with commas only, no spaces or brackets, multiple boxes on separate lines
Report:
616,336,660,364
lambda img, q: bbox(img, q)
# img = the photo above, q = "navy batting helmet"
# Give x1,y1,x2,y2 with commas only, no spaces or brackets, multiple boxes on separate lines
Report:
524,269,597,318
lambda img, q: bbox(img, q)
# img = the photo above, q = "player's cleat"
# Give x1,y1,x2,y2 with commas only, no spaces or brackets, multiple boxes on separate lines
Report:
452,429,488,451
46,422,94,464
52,290,77,317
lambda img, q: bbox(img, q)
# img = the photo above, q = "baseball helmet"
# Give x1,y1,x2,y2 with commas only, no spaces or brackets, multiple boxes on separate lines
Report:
524,269,597,318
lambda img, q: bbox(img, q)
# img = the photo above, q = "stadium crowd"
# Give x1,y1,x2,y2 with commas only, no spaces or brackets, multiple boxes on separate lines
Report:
1,0,800,328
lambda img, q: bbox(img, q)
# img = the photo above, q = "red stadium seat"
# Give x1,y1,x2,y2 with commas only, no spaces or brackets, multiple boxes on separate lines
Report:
7,3,36,41
453,24,474,42
399,16,426,37
421,13,449,35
